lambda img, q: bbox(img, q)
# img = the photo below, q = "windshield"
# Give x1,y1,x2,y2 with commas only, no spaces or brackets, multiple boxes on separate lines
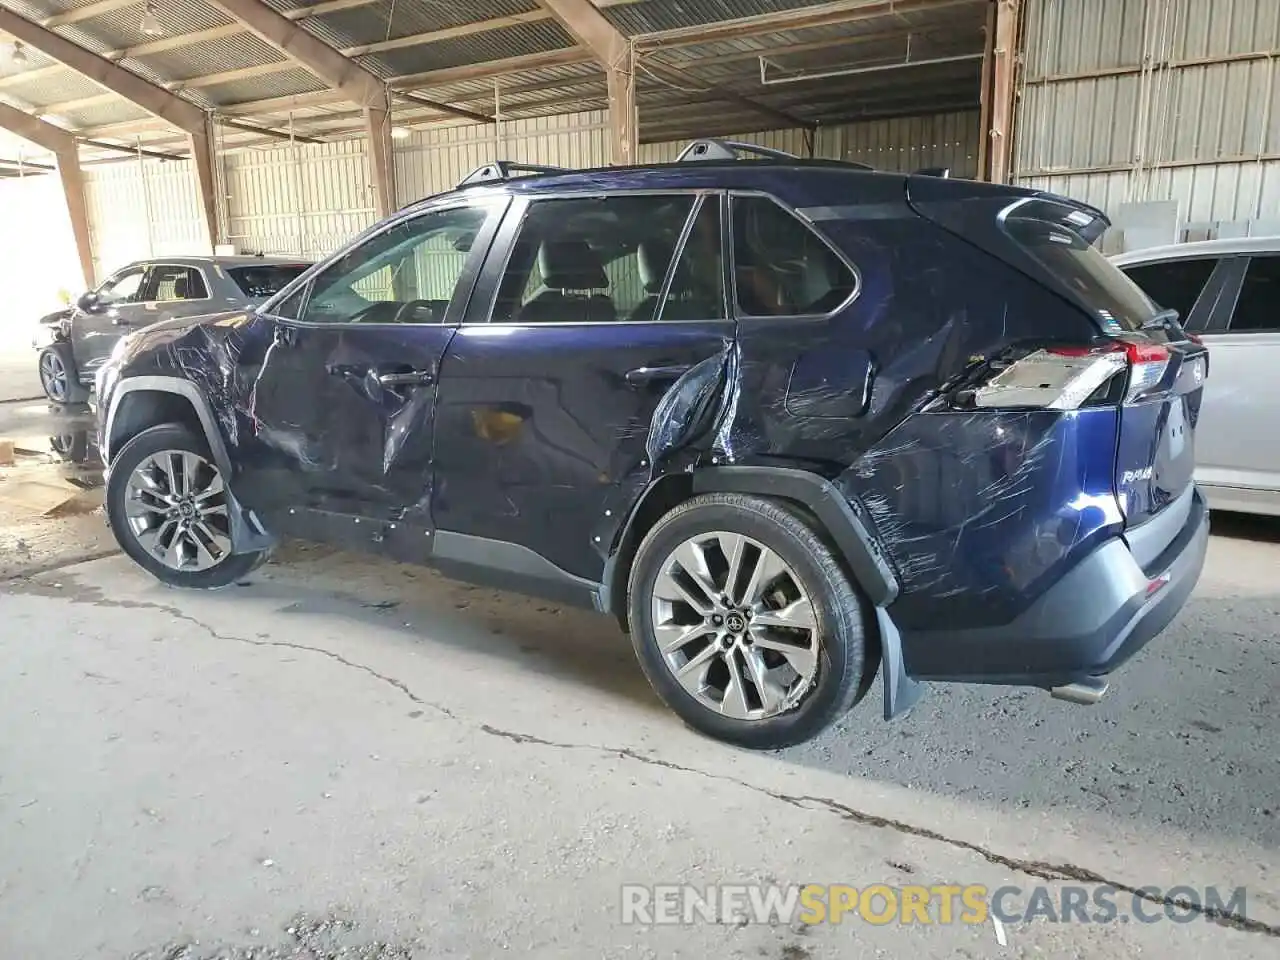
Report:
228,264,310,299
1001,216,1156,332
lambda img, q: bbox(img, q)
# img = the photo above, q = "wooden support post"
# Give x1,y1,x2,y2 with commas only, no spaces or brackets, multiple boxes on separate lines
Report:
988,0,1020,184
188,118,221,252
0,102,97,288
606,55,637,167
977,0,996,180
55,148,96,289
365,103,396,219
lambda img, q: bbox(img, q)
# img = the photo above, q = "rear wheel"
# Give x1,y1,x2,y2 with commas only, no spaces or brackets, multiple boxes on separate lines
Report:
106,424,267,589
38,343,89,404
628,493,870,749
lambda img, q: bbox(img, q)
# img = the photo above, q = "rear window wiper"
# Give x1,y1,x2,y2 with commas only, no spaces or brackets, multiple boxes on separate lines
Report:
1140,307,1180,331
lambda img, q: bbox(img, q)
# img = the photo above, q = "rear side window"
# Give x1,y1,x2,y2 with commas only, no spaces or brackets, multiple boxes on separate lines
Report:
1121,258,1219,324
489,193,714,324
1229,255,1280,332
144,265,208,302
229,264,310,299
1001,216,1155,332
731,196,857,317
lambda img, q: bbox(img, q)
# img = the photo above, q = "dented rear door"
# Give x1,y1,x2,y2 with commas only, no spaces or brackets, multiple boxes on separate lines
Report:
431,191,734,582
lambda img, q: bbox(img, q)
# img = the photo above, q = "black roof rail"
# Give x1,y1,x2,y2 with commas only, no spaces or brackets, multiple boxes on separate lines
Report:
674,137,876,171
675,138,798,163
456,160,569,188
914,166,951,178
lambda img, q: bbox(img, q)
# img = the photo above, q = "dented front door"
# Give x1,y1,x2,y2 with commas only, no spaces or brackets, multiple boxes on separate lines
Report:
237,198,507,520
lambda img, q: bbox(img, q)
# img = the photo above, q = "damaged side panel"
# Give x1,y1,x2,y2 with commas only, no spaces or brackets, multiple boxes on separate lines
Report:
431,322,736,583
104,309,456,535
841,407,1125,673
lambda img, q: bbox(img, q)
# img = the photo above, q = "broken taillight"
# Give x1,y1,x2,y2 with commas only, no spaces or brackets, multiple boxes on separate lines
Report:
968,339,1170,410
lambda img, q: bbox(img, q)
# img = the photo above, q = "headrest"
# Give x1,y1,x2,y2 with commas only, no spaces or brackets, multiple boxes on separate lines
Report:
636,239,676,293
172,275,189,299
537,239,608,290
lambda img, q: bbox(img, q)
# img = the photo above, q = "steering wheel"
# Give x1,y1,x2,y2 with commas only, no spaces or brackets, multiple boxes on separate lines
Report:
391,300,436,324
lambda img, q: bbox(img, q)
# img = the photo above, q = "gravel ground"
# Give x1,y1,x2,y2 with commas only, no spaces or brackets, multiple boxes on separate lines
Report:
1,402,1277,958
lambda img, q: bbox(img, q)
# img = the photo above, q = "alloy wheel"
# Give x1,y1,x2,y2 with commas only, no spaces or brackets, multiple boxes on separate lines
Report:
40,351,67,402
123,449,232,572
649,531,820,721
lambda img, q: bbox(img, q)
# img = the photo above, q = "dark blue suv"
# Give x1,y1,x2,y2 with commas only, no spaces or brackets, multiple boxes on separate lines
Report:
95,140,1211,748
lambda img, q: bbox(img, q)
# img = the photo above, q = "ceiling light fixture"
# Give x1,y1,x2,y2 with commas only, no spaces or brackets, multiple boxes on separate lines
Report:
140,1,163,37
11,41,28,64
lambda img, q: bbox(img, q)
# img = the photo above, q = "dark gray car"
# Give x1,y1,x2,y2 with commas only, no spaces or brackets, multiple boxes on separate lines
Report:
33,255,311,403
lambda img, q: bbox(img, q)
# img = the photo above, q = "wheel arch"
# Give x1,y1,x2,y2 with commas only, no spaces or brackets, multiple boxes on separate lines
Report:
690,466,899,607
103,377,231,476
610,465,924,720
603,464,900,624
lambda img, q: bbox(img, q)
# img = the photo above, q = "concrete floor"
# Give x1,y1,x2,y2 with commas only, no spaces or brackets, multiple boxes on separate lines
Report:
1,401,1278,958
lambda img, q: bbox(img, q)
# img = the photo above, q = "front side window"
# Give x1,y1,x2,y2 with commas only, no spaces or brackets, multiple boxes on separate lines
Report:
731,195,857,317
145,265,208,302
1230,255,1280,332
1121,258,1219,326
491,193,723,324
301,202,496,325
97,267,146,305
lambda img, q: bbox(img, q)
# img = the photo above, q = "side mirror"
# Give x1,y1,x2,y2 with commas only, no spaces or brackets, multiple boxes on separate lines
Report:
76,292,101,312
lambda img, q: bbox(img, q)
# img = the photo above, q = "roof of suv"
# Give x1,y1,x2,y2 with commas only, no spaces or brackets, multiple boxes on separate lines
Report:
152,255,311,268
1111,235,1280,266
401,138,958,215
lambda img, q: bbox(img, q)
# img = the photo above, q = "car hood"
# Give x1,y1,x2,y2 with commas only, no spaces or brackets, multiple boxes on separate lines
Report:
113,309,258,368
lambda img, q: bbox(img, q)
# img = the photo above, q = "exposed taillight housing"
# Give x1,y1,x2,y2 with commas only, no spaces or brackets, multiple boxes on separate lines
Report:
1121,340,1171,401
964,339,1170,410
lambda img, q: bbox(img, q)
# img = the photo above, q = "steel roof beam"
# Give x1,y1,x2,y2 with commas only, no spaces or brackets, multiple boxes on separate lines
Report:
534,0,637,164
0,6,219,249
202,0,410,216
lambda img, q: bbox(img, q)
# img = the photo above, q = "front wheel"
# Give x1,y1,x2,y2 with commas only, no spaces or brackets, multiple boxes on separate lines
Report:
37,343,89,404
628,492,872,749
106,423,267,589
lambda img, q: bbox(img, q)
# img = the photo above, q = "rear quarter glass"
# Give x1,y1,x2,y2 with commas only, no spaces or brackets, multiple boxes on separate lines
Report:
906,180,1158,335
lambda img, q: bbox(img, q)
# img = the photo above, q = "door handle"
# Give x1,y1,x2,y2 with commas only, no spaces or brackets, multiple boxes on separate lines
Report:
377,369,435,387
626,364,692,385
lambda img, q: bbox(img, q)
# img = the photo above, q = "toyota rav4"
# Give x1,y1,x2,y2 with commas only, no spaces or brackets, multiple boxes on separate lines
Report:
94,139,1211,748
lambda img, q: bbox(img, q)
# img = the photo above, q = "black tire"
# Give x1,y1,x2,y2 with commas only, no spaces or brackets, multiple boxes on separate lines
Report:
628,492,871,749
106,423,268,589
38,343,89,404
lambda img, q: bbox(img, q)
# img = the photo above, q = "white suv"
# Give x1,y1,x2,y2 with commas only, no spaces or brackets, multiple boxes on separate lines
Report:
1113,238,1280,516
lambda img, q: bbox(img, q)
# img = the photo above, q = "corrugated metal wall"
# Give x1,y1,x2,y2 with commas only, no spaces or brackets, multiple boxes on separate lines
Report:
1014,0,1280,237
83,158,211,277
224,138,376,259
640,111,981,177
75,108,980,277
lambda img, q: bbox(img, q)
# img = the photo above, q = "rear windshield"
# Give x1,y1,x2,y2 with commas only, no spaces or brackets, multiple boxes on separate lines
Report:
1002,216,1156,332
228,264,310,299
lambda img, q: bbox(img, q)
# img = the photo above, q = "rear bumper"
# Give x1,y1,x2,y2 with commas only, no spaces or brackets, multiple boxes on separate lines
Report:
897,488,1209,686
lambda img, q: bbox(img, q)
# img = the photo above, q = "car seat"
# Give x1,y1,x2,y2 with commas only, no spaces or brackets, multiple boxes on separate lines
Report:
518,240,615,324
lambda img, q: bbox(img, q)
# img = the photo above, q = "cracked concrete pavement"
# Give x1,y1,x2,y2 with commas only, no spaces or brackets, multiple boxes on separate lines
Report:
1,512,1278,958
